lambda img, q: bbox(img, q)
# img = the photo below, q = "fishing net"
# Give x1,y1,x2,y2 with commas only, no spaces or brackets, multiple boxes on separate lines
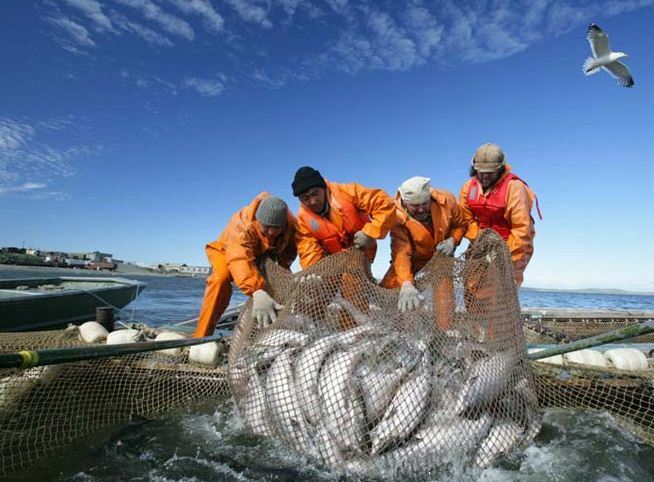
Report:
533,362,654,446
0,325,230,478
228,229,540,477
523,316,654,344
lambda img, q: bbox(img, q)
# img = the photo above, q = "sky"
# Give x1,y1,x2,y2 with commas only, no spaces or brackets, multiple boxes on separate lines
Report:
1,0,653,292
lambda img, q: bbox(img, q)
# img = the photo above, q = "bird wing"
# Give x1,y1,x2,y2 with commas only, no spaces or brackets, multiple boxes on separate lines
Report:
587,23,611,58
602,61,635,87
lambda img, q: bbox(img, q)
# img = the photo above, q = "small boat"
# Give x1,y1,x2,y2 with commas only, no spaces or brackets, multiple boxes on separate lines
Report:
0,277,147,332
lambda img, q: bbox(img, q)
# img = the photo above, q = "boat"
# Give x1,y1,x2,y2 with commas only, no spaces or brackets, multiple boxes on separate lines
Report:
0,277,147,332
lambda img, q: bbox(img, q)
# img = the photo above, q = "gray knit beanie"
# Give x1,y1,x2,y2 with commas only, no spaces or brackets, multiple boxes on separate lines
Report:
255,196,288,228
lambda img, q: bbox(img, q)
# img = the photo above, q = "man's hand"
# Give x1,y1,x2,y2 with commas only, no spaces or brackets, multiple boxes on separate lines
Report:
398,281,424,313
436,237,456,256
252,290,284,328
353,230,374,249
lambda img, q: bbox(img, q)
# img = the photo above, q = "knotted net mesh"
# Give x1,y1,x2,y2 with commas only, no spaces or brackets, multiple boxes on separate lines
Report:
229,229,541,476
0,327,230,478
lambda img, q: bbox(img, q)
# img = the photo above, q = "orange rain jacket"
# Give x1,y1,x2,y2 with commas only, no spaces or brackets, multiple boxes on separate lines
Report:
209,192,297,295
458,165,537,285
296,181,395,269
381,188,467,288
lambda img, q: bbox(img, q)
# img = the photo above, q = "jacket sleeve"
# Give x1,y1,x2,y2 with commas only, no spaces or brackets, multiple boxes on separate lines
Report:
389,223,414,285
295,217,325,269
504,180,534,264
343,183,395,240
445,192,467,244
223,227,267,296
458,181,479,241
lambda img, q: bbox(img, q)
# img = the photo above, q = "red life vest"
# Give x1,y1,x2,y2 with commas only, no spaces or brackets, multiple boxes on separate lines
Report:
298,183,370,254
466,172,538,240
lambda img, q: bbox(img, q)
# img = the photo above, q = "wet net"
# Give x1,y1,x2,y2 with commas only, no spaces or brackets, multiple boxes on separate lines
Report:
0,325,230,478
228,229,540,477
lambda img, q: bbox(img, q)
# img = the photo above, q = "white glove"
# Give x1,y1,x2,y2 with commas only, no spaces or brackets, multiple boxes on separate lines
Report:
436,237,456,257
353,230,374,249
398,281,424,313
252,290,284,328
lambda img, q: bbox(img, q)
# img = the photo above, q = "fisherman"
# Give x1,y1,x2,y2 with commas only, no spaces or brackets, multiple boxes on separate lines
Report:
380,176,467,328
193,194,297,338
292,166,395,268
458,143,541,286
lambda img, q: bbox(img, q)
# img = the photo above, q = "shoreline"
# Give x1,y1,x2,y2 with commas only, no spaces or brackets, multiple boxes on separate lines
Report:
0,263,167,278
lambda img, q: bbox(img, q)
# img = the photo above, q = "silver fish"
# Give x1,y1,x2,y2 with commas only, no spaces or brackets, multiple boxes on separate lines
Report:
318,341,373,456
474,420,524,468
265,348,313,453
295,324,381,425
382,414,492,470
240,363,273,436
370,350,432,455
254,328,309,350
455,351,517,414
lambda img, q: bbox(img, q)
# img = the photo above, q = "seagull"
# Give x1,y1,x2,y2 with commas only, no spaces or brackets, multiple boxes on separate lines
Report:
584,23,634,88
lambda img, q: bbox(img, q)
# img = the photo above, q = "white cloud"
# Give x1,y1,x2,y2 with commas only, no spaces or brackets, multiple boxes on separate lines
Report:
224,0,272,28
111,12,174,47
166,0,224,32
0,117,98,199
62,0,114,31
47,15,96,50
114,0,195,40
184,76,226,96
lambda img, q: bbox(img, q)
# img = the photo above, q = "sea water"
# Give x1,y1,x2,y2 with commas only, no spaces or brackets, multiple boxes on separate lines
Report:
2,267,654,481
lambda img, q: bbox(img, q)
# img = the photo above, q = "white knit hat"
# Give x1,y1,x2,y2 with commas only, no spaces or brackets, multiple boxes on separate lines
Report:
398,176,431,204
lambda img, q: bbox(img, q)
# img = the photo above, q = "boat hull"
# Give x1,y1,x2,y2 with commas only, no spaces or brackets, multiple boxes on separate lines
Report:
0,277,146,331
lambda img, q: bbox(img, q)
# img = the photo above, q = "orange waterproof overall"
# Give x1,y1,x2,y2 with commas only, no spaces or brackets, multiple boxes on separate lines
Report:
381,188,467,329
296,181,395,328
193,193,297,338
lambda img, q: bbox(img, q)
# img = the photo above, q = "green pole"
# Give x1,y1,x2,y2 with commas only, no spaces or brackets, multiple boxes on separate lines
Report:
528,319,654,361
0,333,224,369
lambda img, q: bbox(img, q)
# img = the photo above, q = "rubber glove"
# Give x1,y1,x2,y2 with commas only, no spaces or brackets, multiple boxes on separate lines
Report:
353,230,374,249
398,281,424,313
252,290,284,328
436,237,456,256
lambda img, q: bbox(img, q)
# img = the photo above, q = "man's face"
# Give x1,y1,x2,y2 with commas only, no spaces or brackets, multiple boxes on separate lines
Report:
404,200,431,222
298,187,327,214
259,224,283,242
476,170,501,190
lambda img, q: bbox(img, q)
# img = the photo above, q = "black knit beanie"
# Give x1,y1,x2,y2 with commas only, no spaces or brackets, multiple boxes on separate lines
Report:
292,166,327,196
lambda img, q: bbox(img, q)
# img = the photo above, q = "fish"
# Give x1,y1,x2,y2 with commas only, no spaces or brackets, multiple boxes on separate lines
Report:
253,328,309,350
473,420,524,468
240,363,273,437
358,339,421,424
370,350,432,455
265,347,313,453
455,351,517,415
382,414,493,469
318,341,375,456
295,324,382,425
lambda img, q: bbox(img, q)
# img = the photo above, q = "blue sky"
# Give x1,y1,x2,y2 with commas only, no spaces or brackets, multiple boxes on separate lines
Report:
1,0,653,292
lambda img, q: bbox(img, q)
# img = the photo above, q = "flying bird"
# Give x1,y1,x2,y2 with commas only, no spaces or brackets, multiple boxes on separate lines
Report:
584,23,634,88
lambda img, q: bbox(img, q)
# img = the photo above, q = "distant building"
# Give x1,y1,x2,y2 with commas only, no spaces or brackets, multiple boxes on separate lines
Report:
25,248,41,256
86,251,113,262
180,265,210,275
65,258,88,267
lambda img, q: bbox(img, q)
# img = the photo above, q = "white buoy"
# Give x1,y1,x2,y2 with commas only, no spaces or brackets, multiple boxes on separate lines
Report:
189,342,224,366
564,349,607,368
106,329,140,345
528,348,564,365
79,321,109,343
153,332,187,356
604,348,648,371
